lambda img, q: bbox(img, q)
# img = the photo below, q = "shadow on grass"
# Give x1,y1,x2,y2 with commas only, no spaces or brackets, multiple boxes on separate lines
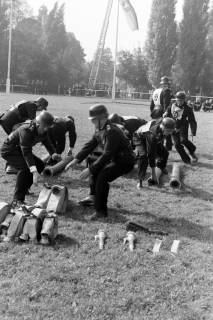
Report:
151,183,213,202
198,153,213,161
55,234,80,248
120,209,213,243
193,161,213,170
145,215,213,243
63,202,213,243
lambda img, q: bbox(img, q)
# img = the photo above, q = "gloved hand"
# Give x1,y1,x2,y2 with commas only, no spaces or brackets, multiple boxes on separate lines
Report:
52,153,61,162
33,171,39,186
67,148,73,156
151,167,158,183
190,133,196,142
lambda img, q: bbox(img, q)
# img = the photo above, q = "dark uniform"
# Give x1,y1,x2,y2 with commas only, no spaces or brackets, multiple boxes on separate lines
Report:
74,121,135,216
150,87,173,115
150,82,173,151
0,100,40,134
133,120,169,182
167,101,197,163
48,116,77,154
1,121,56,202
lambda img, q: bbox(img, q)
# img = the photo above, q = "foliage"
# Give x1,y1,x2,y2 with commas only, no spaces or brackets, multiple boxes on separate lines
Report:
117,48,150,91
95,47,114,86
173,0,209,94
0,1,86,93
145,0,178,87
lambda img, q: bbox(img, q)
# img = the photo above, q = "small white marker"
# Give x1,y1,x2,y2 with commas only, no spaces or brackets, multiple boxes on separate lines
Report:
123,231,136,251
170,240,180,254
152,239,162,254
95,229,107,250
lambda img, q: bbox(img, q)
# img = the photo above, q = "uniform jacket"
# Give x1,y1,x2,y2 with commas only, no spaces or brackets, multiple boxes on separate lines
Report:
0,100,38,134
167,102,197,135
121,116,147,136
1,121,56,170
150,88,173,113
48,116,77,154
135,120,164,168
75,121,135,175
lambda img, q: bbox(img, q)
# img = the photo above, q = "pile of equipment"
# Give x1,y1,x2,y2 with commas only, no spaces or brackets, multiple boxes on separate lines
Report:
0,184,68,245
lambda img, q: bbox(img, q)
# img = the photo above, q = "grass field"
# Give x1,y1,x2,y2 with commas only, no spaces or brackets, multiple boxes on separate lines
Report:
0,93,213,320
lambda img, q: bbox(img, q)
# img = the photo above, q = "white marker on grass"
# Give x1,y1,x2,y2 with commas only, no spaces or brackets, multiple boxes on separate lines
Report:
170,240,180,254
123,231,136,251
152,239,162,254
95,229,107,250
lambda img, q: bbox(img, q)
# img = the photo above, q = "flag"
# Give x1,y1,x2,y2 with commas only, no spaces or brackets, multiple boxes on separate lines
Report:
119,0,139,31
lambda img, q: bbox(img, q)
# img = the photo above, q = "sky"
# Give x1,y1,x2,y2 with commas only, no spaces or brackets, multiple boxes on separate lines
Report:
27,0,183,61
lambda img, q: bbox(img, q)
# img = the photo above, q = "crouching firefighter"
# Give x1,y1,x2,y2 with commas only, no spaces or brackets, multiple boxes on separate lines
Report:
0,97,48,135
48,115,77,159
0,111,61,207
65,104,135,220
108,113,147,143
0,97,48,174
133,117,176,189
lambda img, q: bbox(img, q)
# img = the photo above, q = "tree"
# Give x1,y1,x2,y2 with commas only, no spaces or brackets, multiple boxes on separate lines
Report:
0,0,31,81
145,0,177,87
201,5,213,95
117,48,150,91
96,47,114,86
173,0,209,94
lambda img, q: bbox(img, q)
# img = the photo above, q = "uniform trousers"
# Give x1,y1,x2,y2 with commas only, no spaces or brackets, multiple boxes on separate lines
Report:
172,127,196,163
89,159,134,215
1,145,44,201
136,139,169,181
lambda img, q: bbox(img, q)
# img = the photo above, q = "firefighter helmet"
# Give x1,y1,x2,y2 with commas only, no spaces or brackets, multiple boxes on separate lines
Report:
160,76,170,85
175,91,186,100
161,117,175,130
36,111,54,126
89,104,108,120
36,97,48,109
108,113,122,124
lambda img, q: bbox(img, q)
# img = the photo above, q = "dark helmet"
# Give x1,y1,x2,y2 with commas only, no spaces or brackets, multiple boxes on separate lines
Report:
160,76,170,85
108,113,122,124
175,91,186,100
36,97,48,109
161,117,176,130
151,105,164,119
89,104,108,120
36,110,54,126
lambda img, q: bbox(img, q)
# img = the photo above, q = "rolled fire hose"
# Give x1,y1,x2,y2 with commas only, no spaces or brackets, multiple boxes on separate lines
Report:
43,155,73,177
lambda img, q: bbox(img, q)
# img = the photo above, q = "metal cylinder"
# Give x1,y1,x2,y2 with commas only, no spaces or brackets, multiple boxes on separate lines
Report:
169,163,182,189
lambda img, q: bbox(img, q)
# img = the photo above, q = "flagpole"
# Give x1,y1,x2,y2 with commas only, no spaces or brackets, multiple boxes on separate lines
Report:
112,0,119,102
6,0,13,94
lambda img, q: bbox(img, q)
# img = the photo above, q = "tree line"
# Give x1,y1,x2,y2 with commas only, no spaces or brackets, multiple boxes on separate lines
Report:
0,0,212,95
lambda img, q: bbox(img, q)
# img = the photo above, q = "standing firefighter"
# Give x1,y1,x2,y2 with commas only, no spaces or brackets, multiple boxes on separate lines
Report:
1,111,60,207
48,116,77,156
133,117,176,189
150,76,173,151
166,91,198,164
66,104,135,220
150,76,173,117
